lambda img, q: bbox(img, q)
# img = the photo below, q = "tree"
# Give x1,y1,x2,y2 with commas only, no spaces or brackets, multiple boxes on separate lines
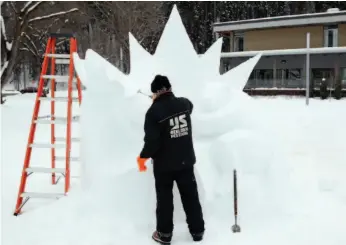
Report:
1,1,79,104
334,74,342,100
80,1,166,72
320,79,328,100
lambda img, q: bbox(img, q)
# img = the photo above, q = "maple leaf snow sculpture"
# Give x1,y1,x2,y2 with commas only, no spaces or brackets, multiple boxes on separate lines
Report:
72,4,266,226
74,5,262,139
73,4,264,181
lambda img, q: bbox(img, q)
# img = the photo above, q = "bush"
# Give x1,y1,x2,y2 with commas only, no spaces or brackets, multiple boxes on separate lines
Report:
320,79,328,100
334,78,342,100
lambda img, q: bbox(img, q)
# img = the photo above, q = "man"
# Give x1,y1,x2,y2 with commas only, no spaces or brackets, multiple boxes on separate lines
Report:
137,75,205,244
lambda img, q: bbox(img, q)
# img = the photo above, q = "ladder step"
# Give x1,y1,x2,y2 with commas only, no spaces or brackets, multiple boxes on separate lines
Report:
30,143,66,149
45,54,70,59
37,115,51,120
55,59,70,64
42,75,77,83
55,156,80,162
55,137,80,143
25,167,66,174
20,192,65,198
39,97,79,102
34,115,80,124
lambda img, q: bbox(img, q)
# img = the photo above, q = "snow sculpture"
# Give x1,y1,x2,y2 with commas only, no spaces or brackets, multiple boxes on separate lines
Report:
73,4,263,228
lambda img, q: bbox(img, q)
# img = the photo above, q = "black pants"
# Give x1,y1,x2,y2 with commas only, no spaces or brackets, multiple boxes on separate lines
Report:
154,166,205,234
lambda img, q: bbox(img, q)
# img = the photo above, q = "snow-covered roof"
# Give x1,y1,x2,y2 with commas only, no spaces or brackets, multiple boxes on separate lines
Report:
221,47,346,58
213,9,346,32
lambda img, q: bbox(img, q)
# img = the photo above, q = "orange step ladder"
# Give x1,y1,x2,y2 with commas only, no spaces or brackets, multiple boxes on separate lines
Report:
14,33,82,216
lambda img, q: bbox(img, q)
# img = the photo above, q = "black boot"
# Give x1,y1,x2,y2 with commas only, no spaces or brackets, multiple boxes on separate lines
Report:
152,231,172,244
191,231,204,242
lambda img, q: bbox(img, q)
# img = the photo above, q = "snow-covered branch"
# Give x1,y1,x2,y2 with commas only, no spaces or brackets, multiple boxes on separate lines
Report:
0,15,12,51
22,32,39,56
20,1,43,15
1,15,7,40
27,1,43,13
1,61,8,77
28,8,78,23
9,2,17,14
19,2,44,26
21,43,36,56
21,1,33,12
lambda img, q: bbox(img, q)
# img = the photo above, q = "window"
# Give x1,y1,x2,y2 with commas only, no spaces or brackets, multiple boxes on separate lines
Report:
221,35,231,52
255,69,274,87
324,25,338,47
236,37,244,51
233,32,244,52
288,69,302,80
312,69,334,79
276,69,302,88
312,68,334,88
341,68,346,85
249,71,255,80
257,69,273,80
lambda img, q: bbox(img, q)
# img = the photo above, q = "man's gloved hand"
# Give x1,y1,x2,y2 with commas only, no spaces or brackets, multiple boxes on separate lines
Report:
137,156,149,172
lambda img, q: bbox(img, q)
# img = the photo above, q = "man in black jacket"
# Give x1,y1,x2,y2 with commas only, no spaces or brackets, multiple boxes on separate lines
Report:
137,75,205,244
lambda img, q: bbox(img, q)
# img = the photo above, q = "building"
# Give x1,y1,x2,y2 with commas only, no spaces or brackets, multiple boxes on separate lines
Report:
213,8,346,94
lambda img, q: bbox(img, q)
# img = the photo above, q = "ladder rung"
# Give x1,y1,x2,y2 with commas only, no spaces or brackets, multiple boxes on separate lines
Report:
55,156,80,162
55,59,70,64
39,97,79,102
34,116,80,124
37,115,51,120
55,137,80,143
20,192,65,198
42,75,77,83
30,143,65,149
45,54,70,59
25,167,66,174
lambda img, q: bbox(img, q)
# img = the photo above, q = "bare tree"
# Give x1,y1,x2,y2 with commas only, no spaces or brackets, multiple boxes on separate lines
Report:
1,1,167,103
80,1,166,72
1,1,80,104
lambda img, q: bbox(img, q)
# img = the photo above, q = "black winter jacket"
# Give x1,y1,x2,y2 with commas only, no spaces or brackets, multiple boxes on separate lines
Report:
139,92,196,172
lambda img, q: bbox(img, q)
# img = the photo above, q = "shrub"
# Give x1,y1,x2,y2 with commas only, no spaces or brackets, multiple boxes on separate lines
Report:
320,79,328,100
334,77,342,100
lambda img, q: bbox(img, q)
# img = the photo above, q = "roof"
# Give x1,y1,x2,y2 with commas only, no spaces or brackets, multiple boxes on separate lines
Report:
220,47,346,58
213,9,346,32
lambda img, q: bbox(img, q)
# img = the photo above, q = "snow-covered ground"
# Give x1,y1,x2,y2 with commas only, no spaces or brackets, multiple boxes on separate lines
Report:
1,93,345,245
2,5,346,245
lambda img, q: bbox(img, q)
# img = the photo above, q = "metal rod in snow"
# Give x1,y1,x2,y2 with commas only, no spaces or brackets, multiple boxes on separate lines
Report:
306,32,310,106
232,169,241,233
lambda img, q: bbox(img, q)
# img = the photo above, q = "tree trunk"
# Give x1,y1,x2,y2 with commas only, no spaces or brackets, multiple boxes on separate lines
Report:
1,15,29,90
0,93,4,104
88,22,94,50
111,34,117,65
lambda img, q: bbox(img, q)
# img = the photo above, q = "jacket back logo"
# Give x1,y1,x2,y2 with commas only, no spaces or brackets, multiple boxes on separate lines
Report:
169,114,188,138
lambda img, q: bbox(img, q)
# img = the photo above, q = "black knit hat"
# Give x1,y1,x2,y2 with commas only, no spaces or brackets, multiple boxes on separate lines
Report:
151,75,171,93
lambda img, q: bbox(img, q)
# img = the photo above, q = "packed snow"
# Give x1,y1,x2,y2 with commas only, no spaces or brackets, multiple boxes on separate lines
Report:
2,93,346,245
1,5,346,245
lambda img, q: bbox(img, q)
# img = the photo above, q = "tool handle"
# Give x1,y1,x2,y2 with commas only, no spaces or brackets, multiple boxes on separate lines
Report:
233,169,238,216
